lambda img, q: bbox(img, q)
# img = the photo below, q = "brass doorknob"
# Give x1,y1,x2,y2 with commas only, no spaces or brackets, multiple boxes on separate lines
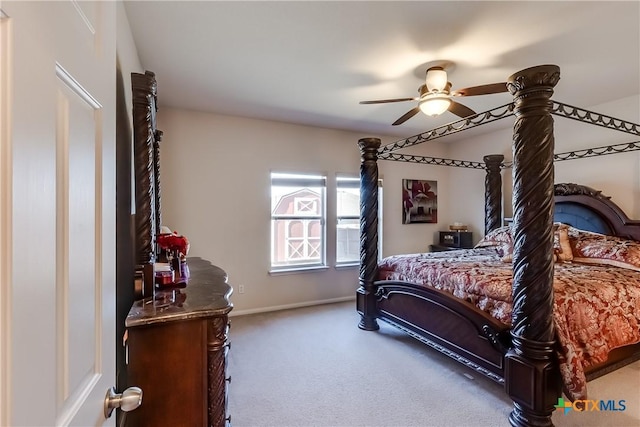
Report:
104,386,143,418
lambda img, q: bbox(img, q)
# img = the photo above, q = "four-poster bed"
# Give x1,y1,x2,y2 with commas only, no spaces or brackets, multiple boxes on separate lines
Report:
356,64,640,427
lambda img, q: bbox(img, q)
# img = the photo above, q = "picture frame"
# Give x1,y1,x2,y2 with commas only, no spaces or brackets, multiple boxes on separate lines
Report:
402,179,437,224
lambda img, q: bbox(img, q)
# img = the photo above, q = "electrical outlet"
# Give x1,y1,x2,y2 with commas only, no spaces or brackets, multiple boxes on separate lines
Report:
238,284,245,294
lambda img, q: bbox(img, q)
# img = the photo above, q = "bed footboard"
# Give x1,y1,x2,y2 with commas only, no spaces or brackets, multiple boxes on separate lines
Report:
375,281,511,382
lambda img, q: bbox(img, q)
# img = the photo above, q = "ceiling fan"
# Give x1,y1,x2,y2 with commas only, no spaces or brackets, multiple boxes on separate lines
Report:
360,66,508,126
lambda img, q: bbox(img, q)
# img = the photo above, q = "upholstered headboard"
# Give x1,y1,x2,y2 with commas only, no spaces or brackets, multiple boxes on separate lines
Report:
554,202,612,235
554,183,640,241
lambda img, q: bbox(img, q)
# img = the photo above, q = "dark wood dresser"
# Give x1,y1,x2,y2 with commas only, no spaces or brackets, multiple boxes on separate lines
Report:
125,257,233,427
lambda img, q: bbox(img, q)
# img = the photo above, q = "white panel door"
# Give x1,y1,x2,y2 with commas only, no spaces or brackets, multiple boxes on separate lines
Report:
0,1,116,425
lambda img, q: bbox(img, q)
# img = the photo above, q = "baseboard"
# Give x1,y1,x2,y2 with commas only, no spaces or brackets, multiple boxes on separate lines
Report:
229,295,355,317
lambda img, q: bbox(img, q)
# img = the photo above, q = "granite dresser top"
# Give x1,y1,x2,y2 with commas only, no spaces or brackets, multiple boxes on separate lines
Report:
126,257,233,328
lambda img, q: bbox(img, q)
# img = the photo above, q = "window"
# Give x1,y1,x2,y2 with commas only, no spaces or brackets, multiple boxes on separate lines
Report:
336,175,383,266
271,172,326,271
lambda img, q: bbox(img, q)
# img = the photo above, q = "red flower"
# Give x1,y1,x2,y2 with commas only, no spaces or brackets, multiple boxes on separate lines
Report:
157,232,190,256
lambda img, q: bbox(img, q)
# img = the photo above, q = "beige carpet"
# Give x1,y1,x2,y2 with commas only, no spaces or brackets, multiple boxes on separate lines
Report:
227,301,640,427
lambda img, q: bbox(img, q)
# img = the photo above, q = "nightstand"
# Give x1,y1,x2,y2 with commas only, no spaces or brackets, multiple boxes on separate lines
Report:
438,230,473,249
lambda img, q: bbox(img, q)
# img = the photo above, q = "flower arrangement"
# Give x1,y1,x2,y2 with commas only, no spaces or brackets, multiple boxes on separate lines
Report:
157,232,190,257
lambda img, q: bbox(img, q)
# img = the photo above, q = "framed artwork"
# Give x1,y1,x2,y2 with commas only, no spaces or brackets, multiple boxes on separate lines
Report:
402,179,437,224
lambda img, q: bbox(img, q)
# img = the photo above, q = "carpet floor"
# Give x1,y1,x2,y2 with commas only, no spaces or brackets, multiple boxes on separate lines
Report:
227,301,640,427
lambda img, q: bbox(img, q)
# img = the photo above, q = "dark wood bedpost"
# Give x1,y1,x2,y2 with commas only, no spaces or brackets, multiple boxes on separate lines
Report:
483,154,504,235
357,137,382,331
505,65,562,427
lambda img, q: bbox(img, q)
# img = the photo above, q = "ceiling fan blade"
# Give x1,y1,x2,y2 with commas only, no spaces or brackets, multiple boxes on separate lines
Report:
448,100,476,118
392,107,421,126
451,82,508,97
359,97,417,105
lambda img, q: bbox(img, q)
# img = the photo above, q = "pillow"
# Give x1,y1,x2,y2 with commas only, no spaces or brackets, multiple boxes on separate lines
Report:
475,225,513,257
498,225,573,263
553,224,573,262
567,226,640,271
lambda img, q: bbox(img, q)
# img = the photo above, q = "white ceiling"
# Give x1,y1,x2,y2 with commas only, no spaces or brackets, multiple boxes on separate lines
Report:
123,1,640,140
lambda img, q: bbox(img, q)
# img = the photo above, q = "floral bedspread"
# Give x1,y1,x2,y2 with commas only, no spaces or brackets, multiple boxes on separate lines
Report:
378,248,640,401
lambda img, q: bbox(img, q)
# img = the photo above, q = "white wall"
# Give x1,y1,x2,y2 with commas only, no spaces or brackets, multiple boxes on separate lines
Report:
157,90,639,314
378,144,452,255
554,95,640,218
446,125,512,242
116,0,143,214
157,108,451,313
447,94,640,238
116,1,144,126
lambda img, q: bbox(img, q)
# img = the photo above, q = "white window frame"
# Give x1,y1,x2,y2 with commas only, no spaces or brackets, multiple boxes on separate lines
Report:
335,175,383,267
270,172,327,272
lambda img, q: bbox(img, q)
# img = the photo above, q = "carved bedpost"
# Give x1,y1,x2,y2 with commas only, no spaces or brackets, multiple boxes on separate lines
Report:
357,137,381,331
505,65,562,427
483,154,504,235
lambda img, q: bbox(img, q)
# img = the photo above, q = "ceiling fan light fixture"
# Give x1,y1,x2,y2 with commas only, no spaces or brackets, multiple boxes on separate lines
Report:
360,63,502,125
425,67,448,92
419,95,451,116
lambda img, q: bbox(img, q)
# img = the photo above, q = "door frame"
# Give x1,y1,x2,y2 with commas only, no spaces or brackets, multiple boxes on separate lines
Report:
114,60,136,424
0,8,12,427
